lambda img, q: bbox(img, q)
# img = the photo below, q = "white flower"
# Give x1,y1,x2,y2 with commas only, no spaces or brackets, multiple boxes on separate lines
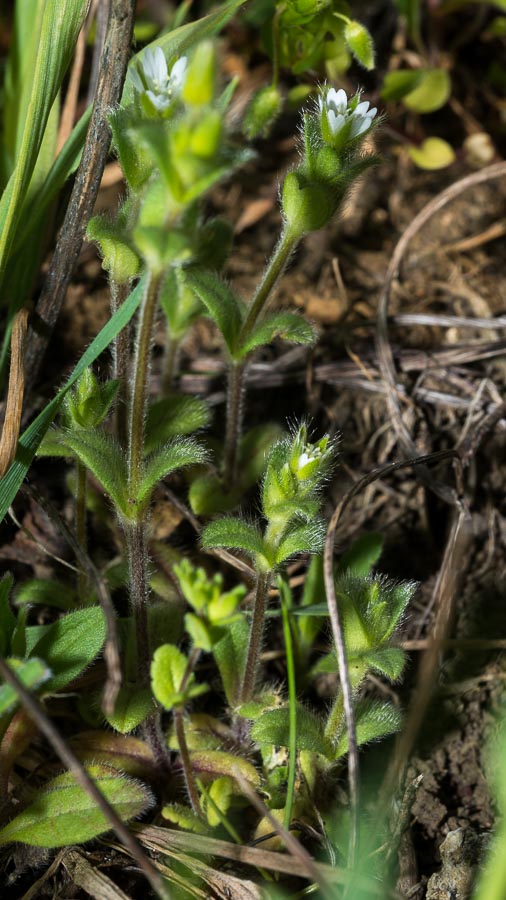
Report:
130,48,188,113
297,450,318,470
319,87,377,141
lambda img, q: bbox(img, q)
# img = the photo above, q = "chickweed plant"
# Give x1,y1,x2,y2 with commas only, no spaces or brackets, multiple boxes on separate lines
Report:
0,10,426,895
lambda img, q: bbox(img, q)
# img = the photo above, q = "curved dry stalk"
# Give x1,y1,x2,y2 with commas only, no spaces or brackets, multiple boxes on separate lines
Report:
0,309,28,478
323,448,460,868
375,160,506,503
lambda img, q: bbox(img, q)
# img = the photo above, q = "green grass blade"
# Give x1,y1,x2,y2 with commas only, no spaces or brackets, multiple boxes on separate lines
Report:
0,276,146,522
0,0,89,285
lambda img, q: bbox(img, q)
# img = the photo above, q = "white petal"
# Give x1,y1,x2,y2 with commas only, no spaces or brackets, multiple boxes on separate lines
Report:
129,67,144,92
153,47,168,83
334,88,348,113
327,87,348,114
143,49,158,83
350,115,370,138
328,110,345,134
170,56,187,89
368,107,377,120
354,100,370,117
146,89,168,111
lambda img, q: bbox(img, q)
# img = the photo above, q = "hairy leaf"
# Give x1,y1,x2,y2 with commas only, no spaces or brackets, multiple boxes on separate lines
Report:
189,750,261,788
201,518,266,560
15,578,77,611
0,765,154,847
184,268,244,353
213,618,249,706
145,396,210,455
333,701,402,759
103,686,154,735
29,606,107,693
64,429,128,515
70,731,157,779
274,520,326,566
239,312,316,357
136,438,208,509
251,705,327,755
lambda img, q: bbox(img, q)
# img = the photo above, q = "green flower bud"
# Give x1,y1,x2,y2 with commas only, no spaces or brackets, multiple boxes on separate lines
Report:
183,42,216,107
64,369,119,429
344,19,375,70
281,170,335,235
243,85,282,139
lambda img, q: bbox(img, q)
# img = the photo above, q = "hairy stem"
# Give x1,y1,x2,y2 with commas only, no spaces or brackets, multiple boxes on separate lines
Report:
110,278,131,448
128,272,162,497
223,360,245,485
126,521,151,687
223,228,297,484
174,708,202,817
75,459,88,602
238,228,297,345
240,571,271,703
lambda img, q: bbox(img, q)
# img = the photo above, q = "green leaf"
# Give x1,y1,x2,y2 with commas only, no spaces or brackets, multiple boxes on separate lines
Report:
183,268,244,353
162,802,211,835
0,765,154,847
201,518,266,560
251,705,328,756
239,312,316,357
14,578,77,611
29,607,107,693
64,429,128,515
275,521,326,566
145,396,210,455
408,137,456,170
381,69,424,102
151,644,194,711
0,276,146,523
382,68,451,113
344,20,375,70
333,701,402,758
104,686,154,735
0,658,52,717
213,618,249,706
0,574,16,656
0,0,89,286
136,438,208,509
36,428,72,458
338,533,384,577
362,647,406,681
189,750,261,788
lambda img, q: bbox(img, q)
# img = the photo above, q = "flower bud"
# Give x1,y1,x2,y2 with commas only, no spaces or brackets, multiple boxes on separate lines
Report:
281,170,335,235
243,85,282,139
183,42,216,107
